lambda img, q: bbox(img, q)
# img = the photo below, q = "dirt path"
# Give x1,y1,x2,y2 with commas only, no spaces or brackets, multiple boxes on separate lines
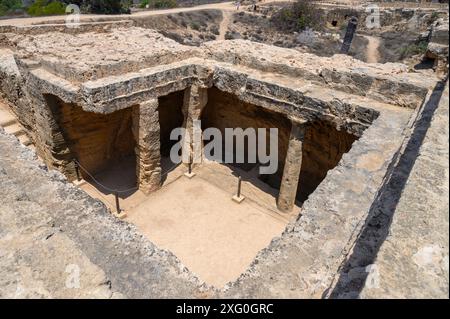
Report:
0,1,291,27
363,35,381,63
218,9,233,40
0,2,227,26
2,1,440,27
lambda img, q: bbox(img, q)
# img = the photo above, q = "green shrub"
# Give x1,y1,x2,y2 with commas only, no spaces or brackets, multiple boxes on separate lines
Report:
429,11,440,23
399,41,428,59
270,0,323,32
88,0,124,14
56,0,131,14
140,0,177,9
0,0,23,16
140,0,150,8
190,21,200,31
27,0,66,17
22,0,133,15
43,1,66,15
153,0,177,8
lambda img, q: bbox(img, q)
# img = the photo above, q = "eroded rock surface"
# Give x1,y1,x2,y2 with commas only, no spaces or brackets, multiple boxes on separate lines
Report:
0,132,206,298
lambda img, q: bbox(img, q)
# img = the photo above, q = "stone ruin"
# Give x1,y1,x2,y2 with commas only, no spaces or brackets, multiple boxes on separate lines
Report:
0,10,448,298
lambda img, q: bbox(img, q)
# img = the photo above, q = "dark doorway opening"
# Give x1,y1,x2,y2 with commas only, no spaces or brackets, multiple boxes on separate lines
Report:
158,90,185,180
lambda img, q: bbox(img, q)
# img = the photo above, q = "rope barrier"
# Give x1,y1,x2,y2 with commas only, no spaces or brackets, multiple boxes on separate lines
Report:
73,158,183,194
74,159,138,194
73,158,289,220
196,164,285,218
89,187,117,210
195,173,285,220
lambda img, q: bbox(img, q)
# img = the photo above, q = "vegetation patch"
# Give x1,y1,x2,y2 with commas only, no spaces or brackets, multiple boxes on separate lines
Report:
140,0,178,9
79,0,132,14
26,0,66,17
0,0,23,16
270,0,324,32
399,41,428,59
1,0,134,16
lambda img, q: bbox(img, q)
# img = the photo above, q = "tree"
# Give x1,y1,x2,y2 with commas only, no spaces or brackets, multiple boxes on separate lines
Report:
27,0,66,16
270,0,324,32
0,0,22,16
61,0,132,14
87,0,129,14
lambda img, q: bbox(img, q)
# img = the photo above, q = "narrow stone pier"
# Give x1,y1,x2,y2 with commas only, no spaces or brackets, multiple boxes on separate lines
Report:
277,120,306,213
132,99,162,194
182,84,208,163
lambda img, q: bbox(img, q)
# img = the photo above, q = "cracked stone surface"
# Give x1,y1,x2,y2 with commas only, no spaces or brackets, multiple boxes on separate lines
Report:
329,81,449,299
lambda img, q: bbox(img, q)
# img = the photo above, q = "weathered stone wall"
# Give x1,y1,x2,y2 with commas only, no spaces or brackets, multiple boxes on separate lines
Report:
0,49,32,131
426,17,449,75
0,49,21,106
49,96,135,179
299,120,357,202
201,87,291,185
360,80,449,299
201,87,358,202
13,28,201,83
330,80,449,299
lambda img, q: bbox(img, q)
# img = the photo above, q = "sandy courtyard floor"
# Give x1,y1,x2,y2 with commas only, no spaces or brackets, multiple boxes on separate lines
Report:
126,175,294,288
77,159,300,288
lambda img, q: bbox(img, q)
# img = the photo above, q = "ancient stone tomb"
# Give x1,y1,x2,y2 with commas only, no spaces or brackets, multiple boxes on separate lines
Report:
0,25,434,287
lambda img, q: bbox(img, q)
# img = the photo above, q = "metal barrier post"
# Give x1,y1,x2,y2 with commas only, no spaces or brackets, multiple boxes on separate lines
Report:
232,175,245,203
237,176,242,198
74,160,81,181
115,192,121,215
184,154,196,179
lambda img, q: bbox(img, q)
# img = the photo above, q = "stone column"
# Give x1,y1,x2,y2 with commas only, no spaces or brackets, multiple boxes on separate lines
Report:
182,84,208,163
132,99,161,194
277,120,307,213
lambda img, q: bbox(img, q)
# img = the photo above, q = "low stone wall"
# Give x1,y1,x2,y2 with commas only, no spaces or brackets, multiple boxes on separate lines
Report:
351,80,448,299
0,48,34,134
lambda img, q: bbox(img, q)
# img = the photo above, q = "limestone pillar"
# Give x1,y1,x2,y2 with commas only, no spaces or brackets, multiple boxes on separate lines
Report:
277,120,307,213
182,84,208,163
132,99,161,194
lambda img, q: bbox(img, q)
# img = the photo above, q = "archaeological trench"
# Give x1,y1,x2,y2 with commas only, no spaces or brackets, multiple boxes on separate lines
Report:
0,4,448,299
